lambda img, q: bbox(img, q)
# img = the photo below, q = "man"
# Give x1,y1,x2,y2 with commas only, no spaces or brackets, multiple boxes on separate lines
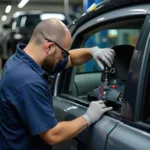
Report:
0,18,115,150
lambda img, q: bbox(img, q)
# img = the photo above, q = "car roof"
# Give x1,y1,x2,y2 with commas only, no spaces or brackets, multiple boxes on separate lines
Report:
73,0,150,26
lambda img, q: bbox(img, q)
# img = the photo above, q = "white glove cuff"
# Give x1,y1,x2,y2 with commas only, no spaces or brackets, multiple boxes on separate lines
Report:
90,46,99,55
82,113,92,126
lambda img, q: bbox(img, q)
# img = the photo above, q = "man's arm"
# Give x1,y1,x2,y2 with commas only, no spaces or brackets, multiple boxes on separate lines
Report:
66,47,115,70
66,48,92,68
39,100,112,145
40,116,87,145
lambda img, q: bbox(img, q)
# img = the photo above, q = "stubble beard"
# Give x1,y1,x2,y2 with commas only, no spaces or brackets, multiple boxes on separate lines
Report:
42,56,56,73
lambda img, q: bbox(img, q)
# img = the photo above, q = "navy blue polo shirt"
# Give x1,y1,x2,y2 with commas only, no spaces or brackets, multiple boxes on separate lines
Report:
0,43,68,150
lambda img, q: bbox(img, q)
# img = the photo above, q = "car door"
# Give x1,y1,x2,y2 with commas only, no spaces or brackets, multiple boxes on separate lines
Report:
106,14,150,150
53,4,150,150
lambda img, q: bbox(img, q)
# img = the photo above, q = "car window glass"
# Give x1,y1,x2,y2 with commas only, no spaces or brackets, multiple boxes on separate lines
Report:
66,18,145,113
76,29,140,74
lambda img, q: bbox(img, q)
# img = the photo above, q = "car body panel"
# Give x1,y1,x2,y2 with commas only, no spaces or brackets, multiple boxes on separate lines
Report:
106,122,150,150
72,4,150,42
70,1,150,36
74,0,150,25
53,96,119,150
89,117,119,150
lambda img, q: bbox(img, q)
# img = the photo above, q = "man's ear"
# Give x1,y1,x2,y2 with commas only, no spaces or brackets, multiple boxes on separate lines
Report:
45,42,54,54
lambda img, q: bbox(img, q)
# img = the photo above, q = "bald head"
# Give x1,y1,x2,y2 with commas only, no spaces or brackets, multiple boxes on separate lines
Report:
30,18,71,48
24,18,72,72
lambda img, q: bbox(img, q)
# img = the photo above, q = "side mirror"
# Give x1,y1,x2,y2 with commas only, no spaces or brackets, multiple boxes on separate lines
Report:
3,24,11,29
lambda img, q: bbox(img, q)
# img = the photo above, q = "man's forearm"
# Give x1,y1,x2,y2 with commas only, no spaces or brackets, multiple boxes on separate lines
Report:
66,46,115,70
66,48,92,68
40,116,88,145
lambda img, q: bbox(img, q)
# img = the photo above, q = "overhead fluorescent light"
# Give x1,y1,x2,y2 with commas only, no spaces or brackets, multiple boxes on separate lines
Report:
1,15,7,21
5,5,12,13
18,0,29,8
40,13,65,20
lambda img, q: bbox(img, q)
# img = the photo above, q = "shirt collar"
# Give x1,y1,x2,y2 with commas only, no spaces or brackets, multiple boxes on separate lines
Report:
16,43,46,76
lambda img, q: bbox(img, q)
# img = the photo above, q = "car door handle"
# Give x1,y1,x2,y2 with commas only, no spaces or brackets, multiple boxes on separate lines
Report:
64,106,78,112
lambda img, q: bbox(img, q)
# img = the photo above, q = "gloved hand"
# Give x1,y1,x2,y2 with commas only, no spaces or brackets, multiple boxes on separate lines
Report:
90,46,115,70
82,100,112,126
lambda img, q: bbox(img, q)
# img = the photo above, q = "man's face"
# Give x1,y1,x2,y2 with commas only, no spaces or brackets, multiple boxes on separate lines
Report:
42,46,63,72
42,33,72,72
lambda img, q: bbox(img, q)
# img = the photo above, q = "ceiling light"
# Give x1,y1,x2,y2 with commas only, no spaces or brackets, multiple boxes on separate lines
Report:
5,5,12,13
18,0,29,8
1,15,7,22
40,13,65,20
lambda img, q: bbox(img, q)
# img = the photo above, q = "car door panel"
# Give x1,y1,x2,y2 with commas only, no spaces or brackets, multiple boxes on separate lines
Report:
106,122,150,150
89,116,119,150
53,96,119,150
53,96,87,122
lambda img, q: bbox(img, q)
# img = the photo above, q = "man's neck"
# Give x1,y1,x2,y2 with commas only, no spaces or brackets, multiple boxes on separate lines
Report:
24,43,43,66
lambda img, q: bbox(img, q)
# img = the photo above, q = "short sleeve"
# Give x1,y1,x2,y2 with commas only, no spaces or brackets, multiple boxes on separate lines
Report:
13,80,58,135
52,57,68,74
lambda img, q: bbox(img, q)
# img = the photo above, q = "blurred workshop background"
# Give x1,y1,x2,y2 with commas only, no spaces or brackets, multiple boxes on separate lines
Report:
0,0,138,74
0,0,85,72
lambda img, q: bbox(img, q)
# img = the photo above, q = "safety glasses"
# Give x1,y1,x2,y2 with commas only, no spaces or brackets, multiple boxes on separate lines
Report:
44,37,70,58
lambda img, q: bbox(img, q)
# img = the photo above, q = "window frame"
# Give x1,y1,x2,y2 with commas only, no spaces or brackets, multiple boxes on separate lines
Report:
53,4,150,121
121,14,150,133
129,15,150,132
141,55,150,125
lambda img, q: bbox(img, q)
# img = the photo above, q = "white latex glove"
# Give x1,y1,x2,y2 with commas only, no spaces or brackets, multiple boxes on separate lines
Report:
90,46,115,70
82,100,112,126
